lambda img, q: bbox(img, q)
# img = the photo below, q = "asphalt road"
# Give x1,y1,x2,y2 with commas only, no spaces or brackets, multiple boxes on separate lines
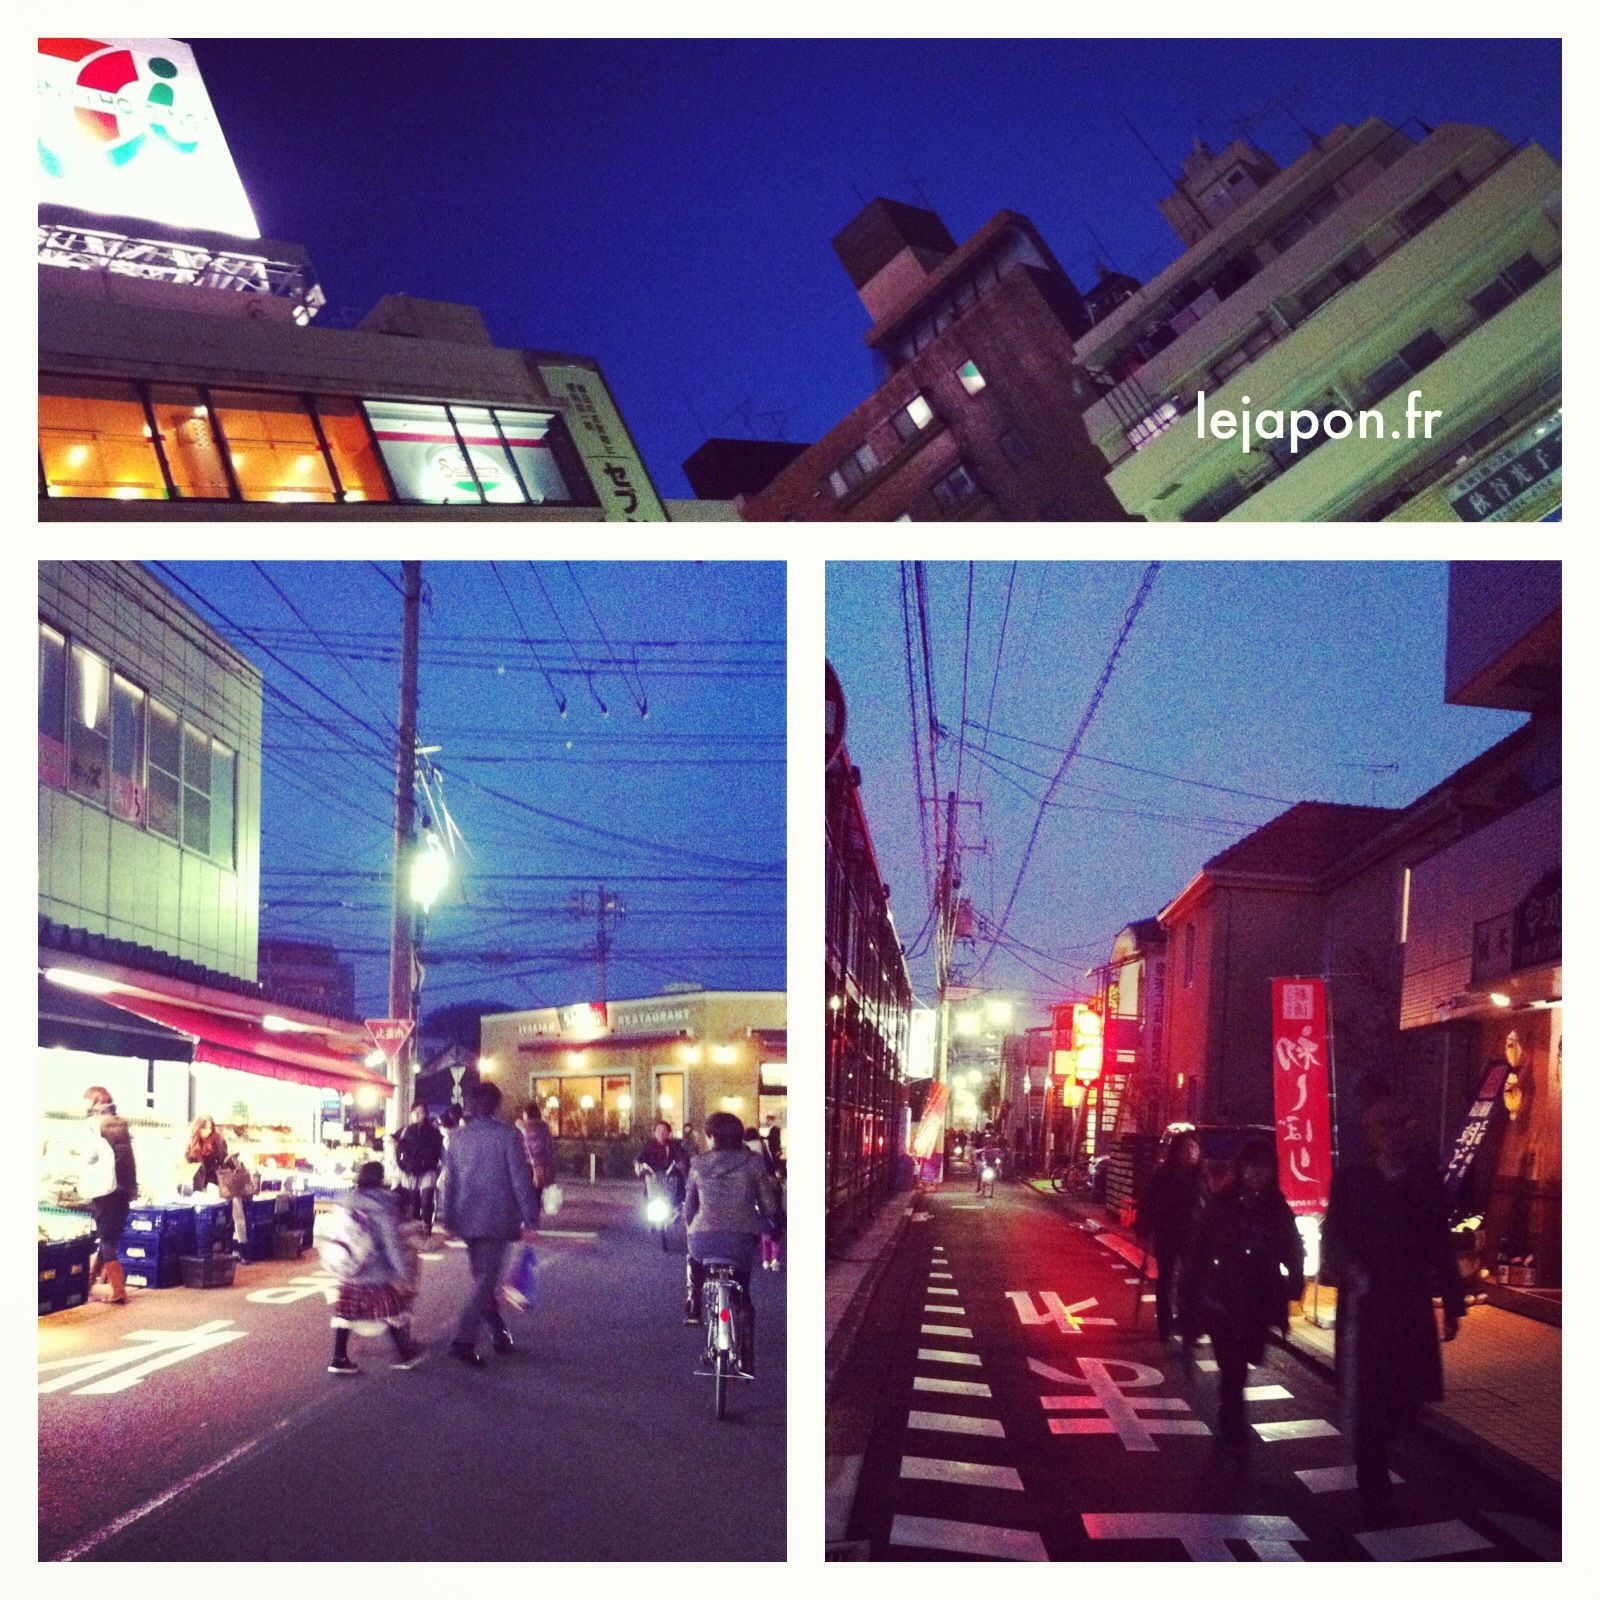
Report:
39,1182,785,1561
830,1176,1559,1562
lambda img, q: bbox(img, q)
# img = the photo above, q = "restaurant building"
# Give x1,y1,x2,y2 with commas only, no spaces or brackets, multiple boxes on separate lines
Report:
826,667,914,1241
478,990,787,1165
1072,119,1561,521
36,37,718,522
39,561,389,1220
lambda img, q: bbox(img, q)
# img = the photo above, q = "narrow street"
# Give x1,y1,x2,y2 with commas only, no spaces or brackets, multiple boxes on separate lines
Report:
39,1184,785,1562
830,1176,1557,1562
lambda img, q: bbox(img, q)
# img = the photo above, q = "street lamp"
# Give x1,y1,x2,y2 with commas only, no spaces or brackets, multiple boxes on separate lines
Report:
410,829,450,911
986,998,1014,1026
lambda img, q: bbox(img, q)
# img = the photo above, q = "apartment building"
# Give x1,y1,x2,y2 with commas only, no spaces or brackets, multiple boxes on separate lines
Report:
744,200,1127,522
1074,120,1561,522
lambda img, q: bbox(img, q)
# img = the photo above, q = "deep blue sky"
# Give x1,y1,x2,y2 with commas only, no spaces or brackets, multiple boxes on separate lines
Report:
191,38,1561,497
160,561,785,1018
827,562,1528,1021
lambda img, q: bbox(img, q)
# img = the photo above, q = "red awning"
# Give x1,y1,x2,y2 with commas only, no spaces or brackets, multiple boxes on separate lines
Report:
95,992,391,1096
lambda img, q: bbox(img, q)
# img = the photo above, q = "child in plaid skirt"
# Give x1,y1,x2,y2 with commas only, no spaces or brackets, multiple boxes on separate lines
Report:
326,1163,423,1374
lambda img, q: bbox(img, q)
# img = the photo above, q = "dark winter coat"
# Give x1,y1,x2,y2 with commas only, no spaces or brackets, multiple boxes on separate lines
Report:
1182,1185,1304,1362
1138,1161,1206,1255
395,1119,445,1176
1322,1159,1465,1419
437,1115,540,1240
684,1147,779,1238
95,1111,138,1196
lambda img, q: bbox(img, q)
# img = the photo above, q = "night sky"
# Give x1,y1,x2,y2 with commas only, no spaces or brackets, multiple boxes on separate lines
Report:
159,561,785,1019
190,38,1561,498
826,562,1528,1019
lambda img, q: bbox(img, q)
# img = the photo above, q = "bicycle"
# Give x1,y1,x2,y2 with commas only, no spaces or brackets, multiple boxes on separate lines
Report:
1050,1159,1094,1195
699,1261,753,1420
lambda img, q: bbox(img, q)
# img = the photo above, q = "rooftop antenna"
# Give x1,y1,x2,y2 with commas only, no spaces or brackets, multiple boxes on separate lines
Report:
1118,110,1210,238
1339,759,1400,805
904,168,937,212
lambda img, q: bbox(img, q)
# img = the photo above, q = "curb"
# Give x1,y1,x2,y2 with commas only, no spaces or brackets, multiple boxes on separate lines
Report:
824,1198,914,1393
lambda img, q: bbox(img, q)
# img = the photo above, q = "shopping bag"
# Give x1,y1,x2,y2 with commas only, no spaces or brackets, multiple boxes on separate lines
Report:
542,1183,563,1217
502,1242,539,1311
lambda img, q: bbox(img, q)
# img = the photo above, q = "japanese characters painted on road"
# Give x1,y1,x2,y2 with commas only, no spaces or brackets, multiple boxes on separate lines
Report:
1029,1355,1210,1452
1270,978,1332,1214
38,1320,247,1397
1007,1290,1115,1334
1081,1513,1309,1560
246,1272,340,1306
1442,1062,1510,1202
365,1017,414,1065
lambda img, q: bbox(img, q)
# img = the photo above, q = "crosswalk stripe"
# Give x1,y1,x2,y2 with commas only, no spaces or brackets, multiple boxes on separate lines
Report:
923,1305,965,1316
900,1456,1023,1491
1196,1359,1220,1372
907,1410,1005,1438
927,1287,959,1296
1296,1466,1401,1494
889,1515,1047,1561
1355,1520,1495,1561
921,1324,974,1338
914,1376,992,1398
929,1272,954,1280
918,1348,982,1366
1254,1418,1340,1442
1245,1385,1294,1402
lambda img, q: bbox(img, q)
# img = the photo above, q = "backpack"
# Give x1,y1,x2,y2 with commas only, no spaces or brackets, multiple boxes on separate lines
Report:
315,1200,381,1282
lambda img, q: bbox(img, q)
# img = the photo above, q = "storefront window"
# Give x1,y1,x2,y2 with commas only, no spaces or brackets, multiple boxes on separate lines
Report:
148,386,231,498
182,724,212,854
531,1076,565,1137
209,390,337,504
365,400,490,504
67,643,111,802
654,1071,685,1137
560,1076,605,1139
147,699,181,840
110,675,147,824
211,742,235,867
450,407,527,504
39,378,167,500
603,1075,634,1138
39,624,67,786
312,399,392,503
494,407,579,504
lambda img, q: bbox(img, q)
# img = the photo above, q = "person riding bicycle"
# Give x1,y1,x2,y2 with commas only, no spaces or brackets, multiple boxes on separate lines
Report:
974,1132,1004,1193
683,1111,779,1376
635,1120,689,1210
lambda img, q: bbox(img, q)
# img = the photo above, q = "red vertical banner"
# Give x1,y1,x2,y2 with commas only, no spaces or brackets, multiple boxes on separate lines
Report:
1270,978,1333,1214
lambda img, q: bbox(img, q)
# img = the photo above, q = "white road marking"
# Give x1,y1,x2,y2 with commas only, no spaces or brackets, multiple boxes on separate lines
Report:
929,1272,954,1280
535,1229,600,1240
1355,1520,1495,1561
901,1456,1023,1491
1245,1385,1294,1402
245,1272,341,1306
914,1376,992,1398
1254,1418,1340,1442
923,1305,966,1316
39,1320,248,1397
1196,1359,1220,1372
1296,1465,1400,1494
889,1515,1047,1561
1031,1355,1209,1450
921,1324,973,1339
918,1348,982,1366
927,1287,959,1297
445,1239,467,1249
1007,1290,1114,1333
418,1252,446,1262
908,1410,1005,1438
1082,1512,1308,1560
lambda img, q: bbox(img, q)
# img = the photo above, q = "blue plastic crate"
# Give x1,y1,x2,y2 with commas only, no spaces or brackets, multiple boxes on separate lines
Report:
120,1253,184,1289
191,1201,233,1255
118,1232,187,1269
39,1236,93,1314
121,1204,198,1251
246,1196,278,1230
238,1222,277,1263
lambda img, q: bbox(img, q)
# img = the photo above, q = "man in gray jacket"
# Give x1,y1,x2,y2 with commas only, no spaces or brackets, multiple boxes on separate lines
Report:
437,1081,541,1367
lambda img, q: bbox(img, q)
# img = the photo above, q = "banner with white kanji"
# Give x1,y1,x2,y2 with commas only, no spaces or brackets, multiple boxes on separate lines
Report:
1270,978,1332,1215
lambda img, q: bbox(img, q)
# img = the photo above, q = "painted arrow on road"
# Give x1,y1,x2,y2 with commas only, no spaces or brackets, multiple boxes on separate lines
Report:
38,1320,248,1396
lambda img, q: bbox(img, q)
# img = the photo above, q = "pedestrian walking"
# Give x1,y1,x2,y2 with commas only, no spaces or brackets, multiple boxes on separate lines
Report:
1322,1087,1466,1513
436,1081,541,1368
1182,1138,1304,1475
515,1099,557,1223
394,1104,445,1233
80,1086,136,1305
1137,1132,1206,1340
684,1112,780,1375
320,1162,423,1374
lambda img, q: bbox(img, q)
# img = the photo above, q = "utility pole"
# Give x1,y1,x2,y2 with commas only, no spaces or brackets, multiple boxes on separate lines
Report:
934,789,958,1089
387,560,422,1138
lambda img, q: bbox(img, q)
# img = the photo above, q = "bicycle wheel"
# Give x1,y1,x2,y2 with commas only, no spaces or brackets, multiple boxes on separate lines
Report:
1051,1169,1069,1194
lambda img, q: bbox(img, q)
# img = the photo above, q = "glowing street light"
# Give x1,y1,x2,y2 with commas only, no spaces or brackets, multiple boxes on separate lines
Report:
409,830,450,911
986,998,1014,1026
955,1010,981,1036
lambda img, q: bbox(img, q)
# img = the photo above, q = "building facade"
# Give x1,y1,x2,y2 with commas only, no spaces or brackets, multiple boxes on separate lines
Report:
258,938,358,1021
826,730,914,1244
743,201,1128,523
478,990,787,1159
1073,120,1561,522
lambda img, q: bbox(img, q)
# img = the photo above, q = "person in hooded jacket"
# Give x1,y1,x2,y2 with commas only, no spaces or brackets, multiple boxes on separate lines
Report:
1138,1132,1207,1340
394,1104,445,1233
326,1162,423,1374
81,1086,136,1305
1181,1138,1304,1474
683,1111,779,1374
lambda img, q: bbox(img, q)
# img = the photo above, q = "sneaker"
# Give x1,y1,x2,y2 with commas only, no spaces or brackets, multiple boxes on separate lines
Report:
390,1343,426,1371
449,1343,485,1369
327,1357,360,1375
491,1329,515,1355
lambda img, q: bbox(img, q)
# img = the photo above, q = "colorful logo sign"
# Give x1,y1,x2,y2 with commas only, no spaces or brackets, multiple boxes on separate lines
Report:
38,37,259,238
428,446,507,501
1269,978,1333,1214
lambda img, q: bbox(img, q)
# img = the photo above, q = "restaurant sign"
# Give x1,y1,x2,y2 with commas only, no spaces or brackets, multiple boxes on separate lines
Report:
1270,978,1333,1215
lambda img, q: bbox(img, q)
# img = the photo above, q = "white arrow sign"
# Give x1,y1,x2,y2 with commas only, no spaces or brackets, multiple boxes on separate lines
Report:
38,1319,247,1396
1007,1290,1116,1334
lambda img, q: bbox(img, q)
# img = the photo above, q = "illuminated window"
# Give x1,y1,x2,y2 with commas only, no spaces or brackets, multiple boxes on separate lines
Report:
148,386,230,498
366,400,485,504
956,360,987,395
38,378,167,500
67,643,111,803
603,1075,634,1138
494,407,579,504
449,407,525,504
654,1071,685,1138
1399,867,1412,945
210,390,336,503
147,699,181,840
890,394,934,442
39,624,67,786
557,1075,605,1139
311,399,391,503
110,676,147,823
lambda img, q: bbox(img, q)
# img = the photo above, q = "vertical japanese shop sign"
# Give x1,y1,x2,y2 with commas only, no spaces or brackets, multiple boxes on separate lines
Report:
535,362,667,522
1441,1063,1509,1203
1270,978,1333,1214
